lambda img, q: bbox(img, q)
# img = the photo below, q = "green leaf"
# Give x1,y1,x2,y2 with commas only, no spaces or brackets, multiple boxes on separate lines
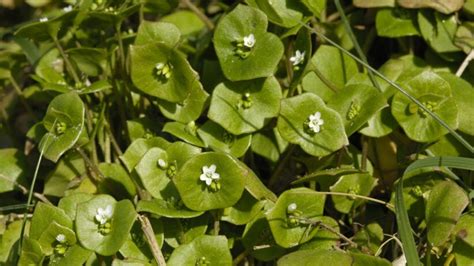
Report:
135,21,181,46
29,202,73,240
391,71,458,142
277,249,352,266
137,199,203,218
52,245,92,266
58,193,94,220
0,221,22,263
292,167,363,185
37,222,76,255
250,0,304,28
35,48,65,84
163,215,208,248
130,43,198,102
76,195,137,256
167,235,232,266
251,129,288,162
352,223,384,255
277,93,348,157
161,10,205,36
163,121,205,147
354,0,395,8
397,0,464,14
119,218,163,260
327,84,387,136
301,0,327,18
98,163,136,199
453,213,474,265
127,117,163,142
0,148,28,193
208,77,281,134
67,47,107,77
213,4,284,81
15,10,78,41
120,137,171,172
267,187,326,248
39,92,85,162
43,151,85,197
156,80,209,124
298,216,340,251
222,191,265,225
173,152,246,211
350,252,391,266
426,180,468,247
375,8,419,38
454,22,474,54
18,238,44,266
197,121,252,158
418,10,461,53
302,45,359,101
330,173,377,214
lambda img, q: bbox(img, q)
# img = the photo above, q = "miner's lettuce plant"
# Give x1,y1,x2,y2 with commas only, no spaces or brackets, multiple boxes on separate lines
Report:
0,0,473,265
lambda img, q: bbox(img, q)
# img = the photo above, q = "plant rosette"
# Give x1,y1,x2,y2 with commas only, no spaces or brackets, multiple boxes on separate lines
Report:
213,4,284,81
391,71,458,142
75,195,137,256
266,187,326,248
173,152,246,211
277,93,348,157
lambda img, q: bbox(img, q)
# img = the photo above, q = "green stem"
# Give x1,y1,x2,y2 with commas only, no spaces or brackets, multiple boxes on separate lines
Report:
301,22,474,153
181,0,215,30
53,37,81,84
268,144,296,190
334,0,381,91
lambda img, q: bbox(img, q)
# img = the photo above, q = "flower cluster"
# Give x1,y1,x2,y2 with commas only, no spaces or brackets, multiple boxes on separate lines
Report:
304,111,324,134
235,34,256,59
286,203,303,227
55,121,67,135
155,62,173,81
54,234,68,255
200,164,221,192
237,92,253,109
95,205,113,235
347,101,361,120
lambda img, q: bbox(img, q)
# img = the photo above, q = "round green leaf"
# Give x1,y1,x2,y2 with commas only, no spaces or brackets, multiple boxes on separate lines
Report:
248,0,304,28
375,8,419,38
302,45,358,102
29,202,73,240
0,148,28,193
37,222,76,255
167,235,232,266
391,71,458,142
58,193,94,220
327,84,387,136
39,92,85,162
221,191,265,225
197,121,252,158
277,249,352,266
130,43,198,102
208,77,282,134
76,195,137,256
418,10,461,53
161,10,205,36
351,252,391,266
277,93,348,157
330,173,377,214
267,187,326,248
163,122,205,147
156,80,209,123
120,137,171,172
135,21,181,46
426,181,468,247
173,152,246,211
213,4,284,81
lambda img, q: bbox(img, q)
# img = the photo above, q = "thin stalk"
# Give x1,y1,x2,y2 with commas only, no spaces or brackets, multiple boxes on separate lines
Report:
181,0,215,30
334,0,380,91
294,216,358,247
312,191,394,211
268,144,296,189
300,22,474,153
456,49,474,77
76,147,104,182
138,215,167,266
53,37,81,84
232,250,249,265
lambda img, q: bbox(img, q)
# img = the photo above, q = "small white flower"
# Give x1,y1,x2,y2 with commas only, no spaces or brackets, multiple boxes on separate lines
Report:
199,164,220,186
290,50,305,66
39,17,48,22
63,5,73,12
55,234,66,243
158,159,167,168
95,205,113,225
308,111,324,133
155,62,165,70
243,34,256,48
287,203,297,213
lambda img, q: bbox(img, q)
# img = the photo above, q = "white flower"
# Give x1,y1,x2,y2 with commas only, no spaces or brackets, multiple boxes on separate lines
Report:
243,34,256,48
307,111,324,133
287,203,297,213
95,205,113,225
39,17,48,22
158,159,167,168
155,63,165,70
63,5,73,12
290,50,305,66
55,234,66,243
199,164,220,186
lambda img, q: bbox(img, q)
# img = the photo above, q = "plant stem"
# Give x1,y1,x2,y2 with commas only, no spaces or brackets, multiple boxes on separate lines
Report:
268,144,295,190
232,250,249,265
334,0,381,91
138,215,167,266
456,49,474,77
181,0,215,30
300,22,474,153
9,76,37,120
53,37,81,84
312,191,395,211
295,216,358,247
76,147,104,182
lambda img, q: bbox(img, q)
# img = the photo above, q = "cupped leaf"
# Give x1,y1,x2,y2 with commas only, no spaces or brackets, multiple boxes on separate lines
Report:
29,202,73,240
391,71,458,142
163,121,205,147
135,21,181,46
418,10,461,53
197,121,252,158
209,77,281,135
277,249,352,266
76,195,137,256
161,10,205,36
130,42,198,102
58,193,94,220
39,92,85,162
327,84,387,136
173,152,246,211
15,10,78,41
0,148,28,193
37,222,76,255
120,137,171,172
98,163,136,199
302,45,358,101
248,0,304,28
34,48,65,84
267,187,326,248
277,93,348,157
426,180,468,247
213,4,284,81
167,235,232,266
156,80,209,124
330,173,377,214
375,8,419,38
222,191,265,225
251,128,288,162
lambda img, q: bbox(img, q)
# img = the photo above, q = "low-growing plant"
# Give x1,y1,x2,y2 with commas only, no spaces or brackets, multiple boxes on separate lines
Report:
0,0,473,265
